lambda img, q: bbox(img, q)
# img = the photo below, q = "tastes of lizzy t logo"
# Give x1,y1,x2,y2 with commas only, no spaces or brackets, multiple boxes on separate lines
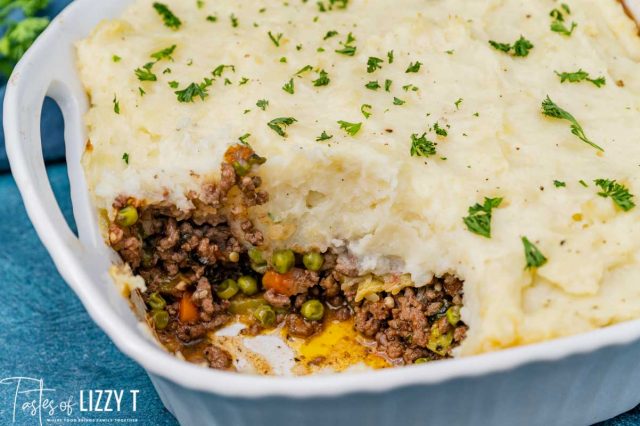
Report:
0,376,140,425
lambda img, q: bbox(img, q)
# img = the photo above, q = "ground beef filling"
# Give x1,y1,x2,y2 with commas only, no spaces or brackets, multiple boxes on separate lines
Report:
109,145,467,370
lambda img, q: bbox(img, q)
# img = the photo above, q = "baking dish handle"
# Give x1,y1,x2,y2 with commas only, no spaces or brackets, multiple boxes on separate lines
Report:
3,24,91,265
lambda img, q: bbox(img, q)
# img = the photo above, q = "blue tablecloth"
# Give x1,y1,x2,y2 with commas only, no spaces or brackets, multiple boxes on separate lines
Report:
0,1,638,425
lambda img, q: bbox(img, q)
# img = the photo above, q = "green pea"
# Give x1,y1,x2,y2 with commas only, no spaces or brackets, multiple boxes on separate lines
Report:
302,252,324,272
426,325,454,356
148,292,166,310
232,160,251,176
254,305,276,327
446,306,461,326
300,299,324,321
248,248,266,265
216,279,239,300
229,298,267,315
115,206,138,227
272,249,295,274
238,275,259,296
152,310,169,330
414,358,429,364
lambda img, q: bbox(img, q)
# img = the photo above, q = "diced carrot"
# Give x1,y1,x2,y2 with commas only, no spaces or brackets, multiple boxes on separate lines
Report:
262,270,297,296
179,293,199,323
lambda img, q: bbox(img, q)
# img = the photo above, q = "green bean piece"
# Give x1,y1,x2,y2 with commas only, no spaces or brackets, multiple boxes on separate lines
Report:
228,297,267,315
414,358,429,364
302,252,324,271
248,248,267,265
300,299,325,321
254,305,276,327
446,306,461,326
152,310,169,330
216,279,239,300
272,249,295,274
115,206,138,227
238,275,259,296
148,292,166,310
232,160,251,176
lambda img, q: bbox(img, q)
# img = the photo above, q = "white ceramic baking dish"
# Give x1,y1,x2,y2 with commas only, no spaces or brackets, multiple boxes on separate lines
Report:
5,1,640,425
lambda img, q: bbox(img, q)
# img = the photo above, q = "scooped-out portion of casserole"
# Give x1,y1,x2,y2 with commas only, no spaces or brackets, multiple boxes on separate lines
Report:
77,0,640,373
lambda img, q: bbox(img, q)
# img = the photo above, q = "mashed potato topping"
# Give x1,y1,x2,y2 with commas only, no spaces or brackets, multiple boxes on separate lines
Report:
77,0,640,356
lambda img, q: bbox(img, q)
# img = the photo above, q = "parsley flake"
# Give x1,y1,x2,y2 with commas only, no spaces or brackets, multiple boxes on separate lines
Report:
135,62,157,81
367,56,384,73
335,32,356,56
384,79,392,92
434,122,448,137
268,31,283,47
282,78,295,94
555,69,605,88
312,69,330,86
175,78,213,103
405,61,422,73
337,120,362,136
387,50,394,64
323,30,338,40
151,45,176,61
409,133,436,158
365,81,380,90
462,197,503,238
594,179,635,211
212,64,235,77
393,97,405,106
239,133,251,144
113,95,120,114
256,99,269,111
316,131,333,141
489,36,534,57
153,3,182,29
361,104,372,119
553,180,566,188
122,152,129,164
268,117,297,137
522,237,548,269
541,96,603,152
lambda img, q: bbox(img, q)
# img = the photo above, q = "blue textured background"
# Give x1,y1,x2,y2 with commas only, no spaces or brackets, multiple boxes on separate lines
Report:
0,1,637,425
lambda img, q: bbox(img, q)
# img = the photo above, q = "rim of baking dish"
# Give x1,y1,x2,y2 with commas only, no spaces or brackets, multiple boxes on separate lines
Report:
5,0,640,399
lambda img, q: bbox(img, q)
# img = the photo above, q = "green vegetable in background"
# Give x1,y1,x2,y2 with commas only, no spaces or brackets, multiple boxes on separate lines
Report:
0,0,50,78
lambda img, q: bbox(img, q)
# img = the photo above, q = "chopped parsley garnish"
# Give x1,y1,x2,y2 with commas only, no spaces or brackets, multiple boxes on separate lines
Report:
175,78,213,102
405,61,422,73
224,78,232,85
239,77,249,85
384,79,392,92
122,152,129,164
267,117,297,136
151,45,176,61
541,96,603,152
367,56,384,73
295,65,313,75
553,180,566,188
337,120,362,136
168,80,179,88
268,31,283,47
335,32,356,56
230,14,238,28
112,55,121,62
239,133,251,144
153,3,182,29
212,64,235,77
256,99,269,110
361,104,372,119
279,57,287,63
489,36,534,57
409,133,436,158
135,62,157,81
555,69,605,88
196,0,204,9
579,179,588,188
323,30,338,40
462,197,503,238
316,131,333,141
139,87,146,96
402,84,419,92
594,179,635,211
113,95,120,114
393,97,405,106
317,0,349,12
387,50,394,64
206,15,218,22
365,80,380,90
522,237,548,269
454,98,463,109
433,122,447,137
282,78,295,94
312,69,330,86
550,6,577,36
